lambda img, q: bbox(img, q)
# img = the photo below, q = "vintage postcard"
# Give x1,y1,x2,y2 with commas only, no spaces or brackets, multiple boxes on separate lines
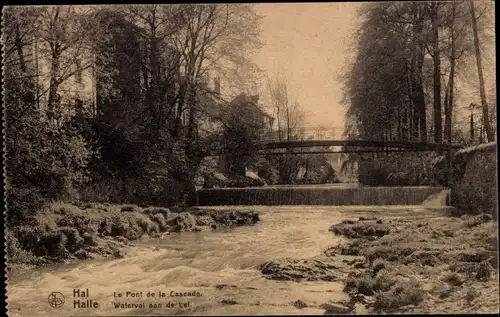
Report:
3,2,498,316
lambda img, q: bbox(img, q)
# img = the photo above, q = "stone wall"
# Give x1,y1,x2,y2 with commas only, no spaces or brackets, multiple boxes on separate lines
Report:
444,142,497,217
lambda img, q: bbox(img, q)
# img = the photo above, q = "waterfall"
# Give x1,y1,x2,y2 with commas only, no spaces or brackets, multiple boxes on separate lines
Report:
196,185,449,206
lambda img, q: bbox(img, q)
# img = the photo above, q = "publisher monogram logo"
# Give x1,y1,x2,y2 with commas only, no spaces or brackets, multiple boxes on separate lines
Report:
48,292,65,308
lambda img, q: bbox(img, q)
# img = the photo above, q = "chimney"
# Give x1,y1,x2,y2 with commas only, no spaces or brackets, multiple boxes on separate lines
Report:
214,77,221,96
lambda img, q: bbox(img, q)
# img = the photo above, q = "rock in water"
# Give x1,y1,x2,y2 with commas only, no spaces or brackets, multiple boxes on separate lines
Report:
321,303,352,315
220,299,237,305
259,258,341,282
293,300,308,309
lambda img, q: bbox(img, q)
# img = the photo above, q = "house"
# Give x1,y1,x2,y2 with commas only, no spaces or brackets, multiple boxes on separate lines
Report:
196,78,274,139
195,79,276,183
196,76,226,138
228,93,275,131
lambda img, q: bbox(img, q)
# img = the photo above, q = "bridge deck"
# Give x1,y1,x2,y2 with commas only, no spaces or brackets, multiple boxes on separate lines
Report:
208,139,462,156
260,139,461,151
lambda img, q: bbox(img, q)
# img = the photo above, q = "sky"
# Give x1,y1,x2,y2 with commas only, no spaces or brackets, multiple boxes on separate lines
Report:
254,3,361,133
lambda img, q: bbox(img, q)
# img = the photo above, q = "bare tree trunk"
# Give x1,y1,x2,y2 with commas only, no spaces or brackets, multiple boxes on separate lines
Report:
444,79,450,141
445,49,456,144
469,0,494,142
34,35,40,109
412,4,427,142
397,104,402,140
444,4,457,144
47,8,62,124
14,23,27,73
47,46,61,123
470,112,475,142
430,3,442,144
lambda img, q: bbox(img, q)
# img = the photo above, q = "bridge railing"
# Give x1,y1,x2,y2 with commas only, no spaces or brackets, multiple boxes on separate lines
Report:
261,127,338,142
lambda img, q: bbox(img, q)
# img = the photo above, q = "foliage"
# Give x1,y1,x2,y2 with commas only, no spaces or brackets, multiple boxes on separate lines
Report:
254,159,280,185
340,1,495,185
3,7,96,226
221,94,267,177
4,5,264,228
357,153,437,186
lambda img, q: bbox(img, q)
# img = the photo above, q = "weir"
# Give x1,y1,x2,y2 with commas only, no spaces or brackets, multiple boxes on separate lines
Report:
196,185,450,206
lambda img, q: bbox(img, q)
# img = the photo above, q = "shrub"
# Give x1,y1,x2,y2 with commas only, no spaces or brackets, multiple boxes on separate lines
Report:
82,232,98,246
373,281,424,312
5,187,46,226
257,162,280,185
150,213,168,231
225,176,266,188
143,207,170,217
14,225,45,253
56,227,84,252
357,153,436,186
121,205,138,212
373,269,398,292
37,231,68,257
5,230,38,264
355,275,376,296
372,258,389,276
442,272,464,286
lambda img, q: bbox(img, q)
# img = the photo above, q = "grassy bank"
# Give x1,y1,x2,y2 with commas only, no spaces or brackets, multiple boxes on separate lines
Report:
260,213,498,314
6,202,260,267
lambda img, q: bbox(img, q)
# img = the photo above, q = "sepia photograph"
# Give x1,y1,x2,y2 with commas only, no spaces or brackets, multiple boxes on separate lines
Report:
2,1,498,316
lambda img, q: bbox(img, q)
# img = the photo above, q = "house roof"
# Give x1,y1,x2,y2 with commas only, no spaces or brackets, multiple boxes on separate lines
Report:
229,93,274,120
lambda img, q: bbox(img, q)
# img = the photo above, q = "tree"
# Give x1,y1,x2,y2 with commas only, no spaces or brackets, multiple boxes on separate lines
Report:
339,2,488,184
221,94,266,177
469,0,494,142
266,73,306,184
3,6,95,224
429,2,443,144
4,4,264,209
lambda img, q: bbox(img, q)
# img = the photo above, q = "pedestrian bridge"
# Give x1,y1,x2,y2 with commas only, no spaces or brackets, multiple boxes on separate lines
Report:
209,126,462,155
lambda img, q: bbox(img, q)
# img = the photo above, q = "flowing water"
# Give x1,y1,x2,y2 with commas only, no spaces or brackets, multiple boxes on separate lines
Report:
7,205,448,316
197,185,449,206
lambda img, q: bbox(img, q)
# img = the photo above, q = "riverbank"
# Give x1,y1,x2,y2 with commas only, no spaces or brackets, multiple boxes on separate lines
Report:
6,202,260,268
260,212,499,314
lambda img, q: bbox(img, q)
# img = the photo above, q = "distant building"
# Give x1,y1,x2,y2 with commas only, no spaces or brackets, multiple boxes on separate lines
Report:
196,79,274,139
195,76,226,138
228,93,275,131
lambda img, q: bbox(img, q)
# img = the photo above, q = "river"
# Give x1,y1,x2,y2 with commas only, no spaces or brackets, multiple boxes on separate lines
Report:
7,205,446,316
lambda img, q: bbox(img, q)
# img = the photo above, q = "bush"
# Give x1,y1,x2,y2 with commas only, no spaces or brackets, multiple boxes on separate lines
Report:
357,153,436,186
6,187,46,226
56,227,84,252
121,205,138,212
257,161,280,185
5,230,38,264
150,213,169,231
225,176,266,188
373,269,398,292
143,207,171,216
38,231,68,257
82,232,99,246
373,281,424,312
372,258,389,276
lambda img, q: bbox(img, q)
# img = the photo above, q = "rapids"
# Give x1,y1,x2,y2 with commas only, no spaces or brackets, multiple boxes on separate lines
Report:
7,206,448,316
